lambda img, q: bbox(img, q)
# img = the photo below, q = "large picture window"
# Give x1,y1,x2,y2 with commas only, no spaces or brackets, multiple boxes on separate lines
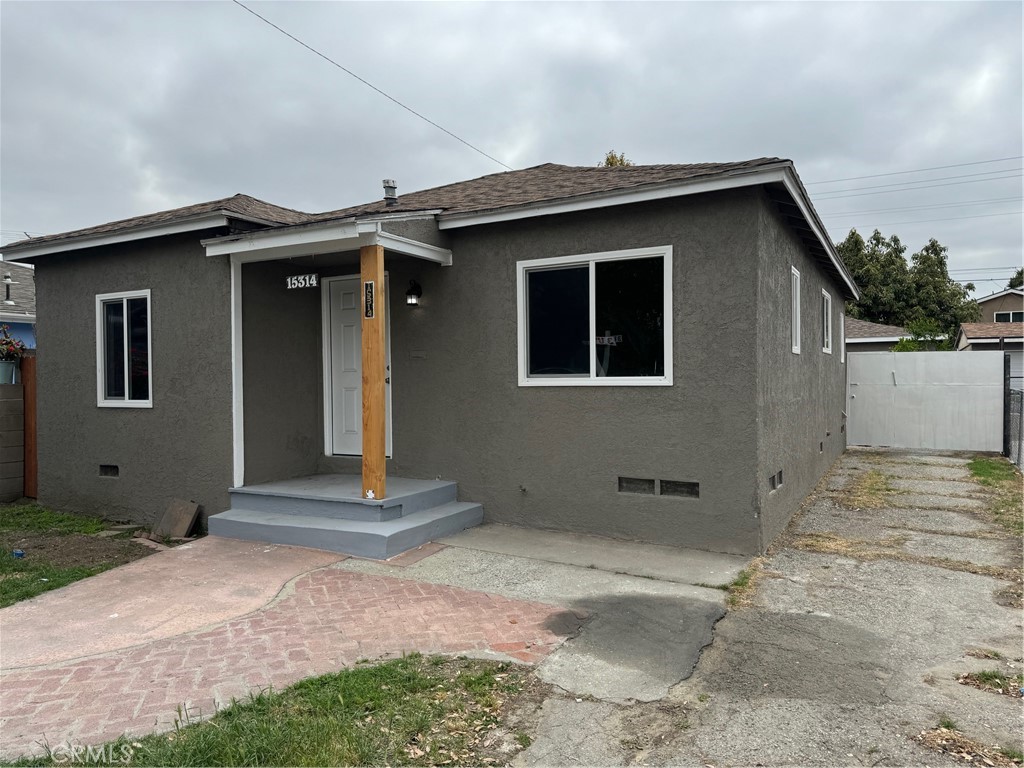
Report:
517,246,673,386
96,290,152,407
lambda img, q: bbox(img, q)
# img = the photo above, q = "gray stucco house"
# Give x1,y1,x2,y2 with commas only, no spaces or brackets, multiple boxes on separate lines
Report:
2,158,858,557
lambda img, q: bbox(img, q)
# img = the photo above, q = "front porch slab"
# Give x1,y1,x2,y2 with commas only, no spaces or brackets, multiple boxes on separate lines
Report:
209,474,483,558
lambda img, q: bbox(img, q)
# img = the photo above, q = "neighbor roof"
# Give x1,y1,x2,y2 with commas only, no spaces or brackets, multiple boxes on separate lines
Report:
957,322,1024,342
844,317,908,340
1,261,35,320
974,287,1023,304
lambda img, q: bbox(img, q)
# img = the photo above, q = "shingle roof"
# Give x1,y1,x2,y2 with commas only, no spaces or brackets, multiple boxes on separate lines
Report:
2,194,311,252
0,262,35,318
309,158,789,222
844,317,908,340
958,322,1024,341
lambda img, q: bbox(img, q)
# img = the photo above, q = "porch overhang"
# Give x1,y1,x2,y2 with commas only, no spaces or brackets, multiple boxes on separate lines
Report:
201,217,452,266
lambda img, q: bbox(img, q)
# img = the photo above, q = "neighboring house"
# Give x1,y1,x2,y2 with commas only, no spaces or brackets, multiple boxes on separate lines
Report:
1,158,858,557
975,287,1023,323
955,322,1024,391
844,317,908,353
1,261,36,349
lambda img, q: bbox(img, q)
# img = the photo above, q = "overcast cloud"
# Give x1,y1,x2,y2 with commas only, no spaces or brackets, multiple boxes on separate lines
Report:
1,1,1021,292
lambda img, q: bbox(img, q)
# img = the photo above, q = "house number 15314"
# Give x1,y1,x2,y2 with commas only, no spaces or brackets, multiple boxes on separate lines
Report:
285,274,319,289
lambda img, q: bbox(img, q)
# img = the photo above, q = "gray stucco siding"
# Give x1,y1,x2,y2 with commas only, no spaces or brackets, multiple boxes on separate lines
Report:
34,232,233,524
755,193,848,549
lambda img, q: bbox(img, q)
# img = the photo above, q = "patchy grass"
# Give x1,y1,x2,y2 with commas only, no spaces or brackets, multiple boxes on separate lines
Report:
967,457,1023,535
724,559,778,608
845,470,895,509
958,669,1024,698
0,503,105,534
915,725,1021,767
938,716,958,730
966,648,1004,660
5,654,538,767
0,503,148,608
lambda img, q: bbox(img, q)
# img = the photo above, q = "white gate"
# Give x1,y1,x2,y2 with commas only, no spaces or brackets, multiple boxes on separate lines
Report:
848,351,1004,451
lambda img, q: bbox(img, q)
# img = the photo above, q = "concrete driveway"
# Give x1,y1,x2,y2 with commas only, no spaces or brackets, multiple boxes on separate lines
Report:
0,526,745,761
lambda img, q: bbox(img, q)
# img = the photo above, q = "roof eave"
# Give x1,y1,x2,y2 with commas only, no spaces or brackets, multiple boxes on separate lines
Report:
0,210,288,262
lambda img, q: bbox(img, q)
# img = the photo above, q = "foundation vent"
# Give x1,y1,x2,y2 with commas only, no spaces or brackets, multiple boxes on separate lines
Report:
618,476,655,495
660,480,699,498
99,464,119,478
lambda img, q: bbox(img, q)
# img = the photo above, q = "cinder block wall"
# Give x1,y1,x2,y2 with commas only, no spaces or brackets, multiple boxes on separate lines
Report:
0,384,24,501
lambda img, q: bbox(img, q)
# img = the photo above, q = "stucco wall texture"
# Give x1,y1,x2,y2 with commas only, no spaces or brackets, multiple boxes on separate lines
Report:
34,233,233,525
240,189,840,555
33,187,849,555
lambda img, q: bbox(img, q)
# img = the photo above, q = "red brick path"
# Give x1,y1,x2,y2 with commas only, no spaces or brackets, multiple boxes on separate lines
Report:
0,568,581,759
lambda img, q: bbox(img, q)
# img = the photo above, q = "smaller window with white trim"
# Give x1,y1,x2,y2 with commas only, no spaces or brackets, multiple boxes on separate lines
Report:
96,290,152,407
994,311,1023,323
840,311,845,363
791,267,801,354
821,289,832,354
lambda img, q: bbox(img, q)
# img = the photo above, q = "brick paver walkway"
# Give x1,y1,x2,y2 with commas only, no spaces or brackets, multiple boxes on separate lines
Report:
0,567,582,759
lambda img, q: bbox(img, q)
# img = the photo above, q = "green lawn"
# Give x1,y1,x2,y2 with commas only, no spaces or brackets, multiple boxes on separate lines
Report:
5,654,538,767
0,503,143,608
968,457,1023,535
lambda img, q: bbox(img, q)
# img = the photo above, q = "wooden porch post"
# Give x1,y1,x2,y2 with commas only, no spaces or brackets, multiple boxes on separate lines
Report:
360,244,386,499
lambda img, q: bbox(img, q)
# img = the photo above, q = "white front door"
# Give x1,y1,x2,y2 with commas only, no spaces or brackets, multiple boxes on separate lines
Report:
323,275,392,456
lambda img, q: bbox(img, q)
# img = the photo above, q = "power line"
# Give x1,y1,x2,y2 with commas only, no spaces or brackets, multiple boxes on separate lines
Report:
827,210,1022,230
816,173,1023,201
805,156,1024,185
815,168,1022,197
819,196,1023,218
231,0,514,172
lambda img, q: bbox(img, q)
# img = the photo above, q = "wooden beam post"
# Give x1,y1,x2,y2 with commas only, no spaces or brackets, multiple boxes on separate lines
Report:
360,244,386,499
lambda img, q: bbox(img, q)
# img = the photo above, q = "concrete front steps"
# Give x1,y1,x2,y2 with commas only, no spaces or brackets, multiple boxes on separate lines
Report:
208,475,483,559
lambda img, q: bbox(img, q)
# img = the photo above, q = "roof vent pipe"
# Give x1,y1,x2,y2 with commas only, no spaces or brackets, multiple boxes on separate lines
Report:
383,179,398,206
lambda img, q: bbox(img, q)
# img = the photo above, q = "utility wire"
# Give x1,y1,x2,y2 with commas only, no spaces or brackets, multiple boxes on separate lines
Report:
805,156,1024,185
815,168,1022,197
816,174,1023,201
819,196,1023,218
825,210,1022,231
231,0,514,172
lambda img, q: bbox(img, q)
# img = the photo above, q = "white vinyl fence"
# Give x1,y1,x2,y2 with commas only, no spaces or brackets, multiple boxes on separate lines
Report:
848,351,1004,452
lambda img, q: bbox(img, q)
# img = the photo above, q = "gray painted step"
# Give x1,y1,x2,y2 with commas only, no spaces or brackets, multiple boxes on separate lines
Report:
208,502,484,559
228,476,457,522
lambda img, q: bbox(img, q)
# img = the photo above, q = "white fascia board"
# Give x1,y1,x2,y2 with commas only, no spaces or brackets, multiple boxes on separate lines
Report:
0,312,36,323
375,231,452,266
204,221,368,261
779,172,860,301
976,288,1024,303
846,336,906,344
1,214,232,262
438,169,790,230
204,219,452,265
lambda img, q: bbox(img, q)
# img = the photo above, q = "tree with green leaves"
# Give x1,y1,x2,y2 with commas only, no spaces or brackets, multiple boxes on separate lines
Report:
1009,267,1023,289
599,150,633,167
836,228,978,340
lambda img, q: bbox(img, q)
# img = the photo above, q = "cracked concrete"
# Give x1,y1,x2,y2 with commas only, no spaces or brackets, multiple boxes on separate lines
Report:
512,447,1022,767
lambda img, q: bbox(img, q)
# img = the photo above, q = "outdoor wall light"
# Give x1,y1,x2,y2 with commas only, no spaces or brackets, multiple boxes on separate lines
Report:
406,280,422,306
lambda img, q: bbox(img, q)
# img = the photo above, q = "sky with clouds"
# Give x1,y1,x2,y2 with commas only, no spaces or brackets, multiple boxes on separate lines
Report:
1,1,1021,293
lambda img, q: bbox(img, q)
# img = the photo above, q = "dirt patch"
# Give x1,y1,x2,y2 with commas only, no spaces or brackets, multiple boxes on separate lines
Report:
914,727,1022,767
478,664,555,760
0,530,149,569
958,671,1024,698
842,469,894,509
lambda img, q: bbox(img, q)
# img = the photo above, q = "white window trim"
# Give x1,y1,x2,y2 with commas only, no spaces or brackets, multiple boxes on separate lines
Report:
994,311,1024,322
822,289,833,354
791,267,801,354
840,311,845,363
516,245,673,387
96,289,153,408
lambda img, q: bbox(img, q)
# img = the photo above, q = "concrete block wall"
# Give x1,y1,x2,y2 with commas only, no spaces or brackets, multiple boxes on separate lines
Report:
0,384,24,501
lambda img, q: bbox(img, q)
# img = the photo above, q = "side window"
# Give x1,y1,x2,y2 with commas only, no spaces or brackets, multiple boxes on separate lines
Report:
822,290,832,354
96,290,152,407
517,246,672,386
791,267,801,354
994,311,1024,323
